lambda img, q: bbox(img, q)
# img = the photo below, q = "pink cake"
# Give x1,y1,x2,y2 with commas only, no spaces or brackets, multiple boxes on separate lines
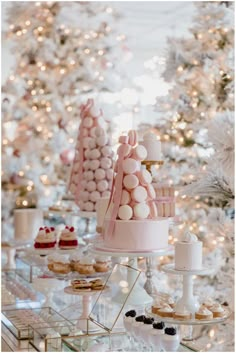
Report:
68,99,114,211
102,130,169,251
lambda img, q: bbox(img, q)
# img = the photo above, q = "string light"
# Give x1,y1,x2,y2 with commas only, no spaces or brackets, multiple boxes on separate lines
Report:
177,66,184,73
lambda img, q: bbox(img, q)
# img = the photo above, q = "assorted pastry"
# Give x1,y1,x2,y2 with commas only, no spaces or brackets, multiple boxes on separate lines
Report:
123,310,180,351
34,225,78,250
71,278,105,291
151,294,228,321
47,254,111,275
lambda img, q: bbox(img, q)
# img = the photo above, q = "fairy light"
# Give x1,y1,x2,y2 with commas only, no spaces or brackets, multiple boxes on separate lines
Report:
41,65,46,71
44,156,50,162
22,200,28,206
69,138,74,144
32,106,37,111
98,49,104,56
3,139,8,145
38,26,43,32
25,20,31,26
46,107,51,112
36,126,42,132
40,174,48,183
19,171,24,176
177,66,184,73
84,48,90,54
90,57,96,62
9,75,15,81
197,33,203,39
106,7,113,13
60,68,66,74
31,90,36,95
67,106,72,112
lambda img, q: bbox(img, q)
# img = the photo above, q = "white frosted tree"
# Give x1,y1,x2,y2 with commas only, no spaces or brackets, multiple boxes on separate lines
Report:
2,1,128,239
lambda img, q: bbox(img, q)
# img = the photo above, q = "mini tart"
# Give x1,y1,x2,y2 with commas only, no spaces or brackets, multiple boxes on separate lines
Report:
173,311,192,320
157,305,174,318
76,264,95,275
210,304,225,318
90,279,104,290
195,306,213,320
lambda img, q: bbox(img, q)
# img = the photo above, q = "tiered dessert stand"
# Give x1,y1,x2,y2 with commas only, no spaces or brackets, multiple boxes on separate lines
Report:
90,243,173,305
145,263,232,343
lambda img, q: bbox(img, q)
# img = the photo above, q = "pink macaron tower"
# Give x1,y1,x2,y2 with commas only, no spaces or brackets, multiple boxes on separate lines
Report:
68,99,114,212
102,130,169,251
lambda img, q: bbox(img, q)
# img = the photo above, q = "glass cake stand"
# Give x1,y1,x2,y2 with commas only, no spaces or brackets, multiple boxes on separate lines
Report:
78,211,97,245
89,242,174,305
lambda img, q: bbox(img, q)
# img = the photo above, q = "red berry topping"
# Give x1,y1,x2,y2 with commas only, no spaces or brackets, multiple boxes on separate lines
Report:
46,229,50,233
50,227,55,231
39,227,43,230
70,227,74,232
65,226,69,229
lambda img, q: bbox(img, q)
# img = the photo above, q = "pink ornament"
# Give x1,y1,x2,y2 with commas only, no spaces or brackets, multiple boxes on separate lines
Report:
60,149,75,165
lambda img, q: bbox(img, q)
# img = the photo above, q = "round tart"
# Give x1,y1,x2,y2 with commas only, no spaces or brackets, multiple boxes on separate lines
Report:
210,303,225,318
157,304,174,318
195,305,213,320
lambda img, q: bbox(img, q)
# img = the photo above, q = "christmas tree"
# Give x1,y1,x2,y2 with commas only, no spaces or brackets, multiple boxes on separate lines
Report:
152,1,234,243
153,3,234,350
2,1,128,239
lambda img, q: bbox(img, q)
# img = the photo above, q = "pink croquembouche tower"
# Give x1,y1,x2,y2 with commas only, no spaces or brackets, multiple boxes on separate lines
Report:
102,130,169,251
68,99,114,212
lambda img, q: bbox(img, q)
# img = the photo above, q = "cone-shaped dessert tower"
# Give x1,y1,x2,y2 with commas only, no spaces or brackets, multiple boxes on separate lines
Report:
102,129,171,253
69,99,114,212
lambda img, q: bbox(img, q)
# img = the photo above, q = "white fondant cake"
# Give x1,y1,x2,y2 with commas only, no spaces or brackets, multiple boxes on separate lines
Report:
175,232,202,270
140,132,162,161
103,218,169,251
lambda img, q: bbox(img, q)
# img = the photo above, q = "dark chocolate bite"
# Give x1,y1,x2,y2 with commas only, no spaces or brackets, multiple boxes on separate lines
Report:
143,317,153,325
165,327,176,336
125,310,136,317
153,322,165,330
135,315,146,322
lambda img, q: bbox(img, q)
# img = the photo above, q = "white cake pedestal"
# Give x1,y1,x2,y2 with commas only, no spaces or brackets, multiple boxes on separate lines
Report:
162,264,214,314
64,285,109,333
162,263,215,341
90,243,173,306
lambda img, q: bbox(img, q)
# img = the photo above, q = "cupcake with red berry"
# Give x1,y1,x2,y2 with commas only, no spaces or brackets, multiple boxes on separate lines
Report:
34,227,57,249
59,226,78,249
